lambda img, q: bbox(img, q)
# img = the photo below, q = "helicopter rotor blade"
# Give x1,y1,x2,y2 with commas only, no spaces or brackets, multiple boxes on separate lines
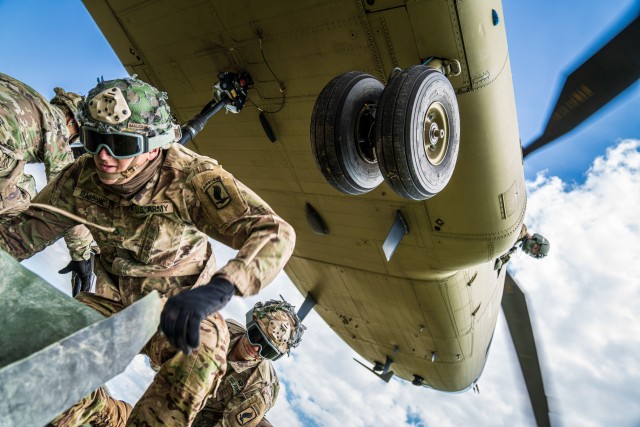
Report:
502,272,551,427
523,15,640,158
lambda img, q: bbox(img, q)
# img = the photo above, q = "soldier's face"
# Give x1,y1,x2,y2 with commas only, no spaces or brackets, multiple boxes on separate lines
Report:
93,147,160,185
65,112,79,139
231,335,261,362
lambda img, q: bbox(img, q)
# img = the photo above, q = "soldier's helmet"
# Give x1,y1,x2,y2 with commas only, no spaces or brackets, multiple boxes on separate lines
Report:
522,233,550,259
76,76,181,159
51,87,85,148
245,299,305,360
50,87,84,117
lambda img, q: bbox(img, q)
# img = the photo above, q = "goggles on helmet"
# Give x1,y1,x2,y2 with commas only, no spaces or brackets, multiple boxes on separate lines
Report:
80,126,178,159
245,320,283,361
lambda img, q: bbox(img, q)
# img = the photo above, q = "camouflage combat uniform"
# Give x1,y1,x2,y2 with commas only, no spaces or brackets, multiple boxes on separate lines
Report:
55,318,280,427
0,142,295,426
0,72,92,261
192,319,280,427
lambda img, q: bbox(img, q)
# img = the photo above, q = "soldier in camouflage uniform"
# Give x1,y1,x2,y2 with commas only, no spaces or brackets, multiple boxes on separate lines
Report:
494,224,550,270
54,299,304,427
192,299,305,427
0,76,295,426
0,72,93,293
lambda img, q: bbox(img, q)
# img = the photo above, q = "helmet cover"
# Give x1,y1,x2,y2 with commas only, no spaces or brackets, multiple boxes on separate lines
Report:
77,76,176,139
50,87,84,117
248,299,305,356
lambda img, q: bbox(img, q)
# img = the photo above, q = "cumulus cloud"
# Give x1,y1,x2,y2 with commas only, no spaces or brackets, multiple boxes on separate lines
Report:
18,139,640,426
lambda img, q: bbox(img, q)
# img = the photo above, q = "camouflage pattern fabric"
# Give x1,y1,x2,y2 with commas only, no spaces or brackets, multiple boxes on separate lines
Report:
0,143,295,299
63,224,94,261
0,72,92,260
77,76,176,138
50,87,83,117
49,386,132,427
49,259,229,426
51,317,277,427
0,143,295,425
192,319,279,427
254,309,296,355
0,72,74,182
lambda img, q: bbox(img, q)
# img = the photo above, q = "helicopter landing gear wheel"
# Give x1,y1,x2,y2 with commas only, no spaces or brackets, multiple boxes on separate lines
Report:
375,66,460,200
311,72,384,195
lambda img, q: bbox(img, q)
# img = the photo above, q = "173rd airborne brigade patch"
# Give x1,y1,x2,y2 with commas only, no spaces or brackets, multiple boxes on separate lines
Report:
207,177,232,209
236,404,259,425
193,167,249,226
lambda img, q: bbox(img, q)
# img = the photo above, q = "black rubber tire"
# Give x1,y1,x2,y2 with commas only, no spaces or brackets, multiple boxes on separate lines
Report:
311,71,384,195
375,66,460,200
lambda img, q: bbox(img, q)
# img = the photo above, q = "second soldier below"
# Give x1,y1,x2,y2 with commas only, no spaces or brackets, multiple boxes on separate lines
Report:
0,76,296,426
192,299,305,427
52,299,305,427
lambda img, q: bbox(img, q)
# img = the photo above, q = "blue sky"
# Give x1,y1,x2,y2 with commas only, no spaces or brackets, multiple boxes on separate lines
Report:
503,1,639,183
2,1,639,426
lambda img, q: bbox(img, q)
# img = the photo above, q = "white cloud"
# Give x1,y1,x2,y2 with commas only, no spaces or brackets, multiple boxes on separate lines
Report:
16,139,640,426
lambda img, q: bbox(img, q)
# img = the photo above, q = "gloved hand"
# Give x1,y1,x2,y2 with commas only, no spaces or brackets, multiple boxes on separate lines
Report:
160,277,236,354
58,259,93,297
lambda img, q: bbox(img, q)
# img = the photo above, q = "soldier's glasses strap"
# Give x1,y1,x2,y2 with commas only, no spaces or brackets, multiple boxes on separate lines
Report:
81,126,146,159
246,322,282,360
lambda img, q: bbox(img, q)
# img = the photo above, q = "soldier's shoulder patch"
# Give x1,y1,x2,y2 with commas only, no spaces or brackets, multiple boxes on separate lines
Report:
191,168,248,228
204,177,232,209
236,404,259,425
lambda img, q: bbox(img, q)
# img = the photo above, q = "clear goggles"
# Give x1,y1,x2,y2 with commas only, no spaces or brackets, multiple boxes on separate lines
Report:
246,320,283,361
80,126,177,159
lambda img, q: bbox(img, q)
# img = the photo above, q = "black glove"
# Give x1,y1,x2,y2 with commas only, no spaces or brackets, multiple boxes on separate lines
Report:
58,259,93,297
160,277,236,354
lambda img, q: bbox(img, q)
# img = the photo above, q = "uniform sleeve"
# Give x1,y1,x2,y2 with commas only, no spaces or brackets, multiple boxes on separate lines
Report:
0,160,81,260
221,362,279,427
187,165,296,296
42,106,75,181
63,224,94,261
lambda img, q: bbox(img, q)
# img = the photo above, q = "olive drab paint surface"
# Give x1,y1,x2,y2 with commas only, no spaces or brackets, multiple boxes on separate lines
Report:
84,0,524,393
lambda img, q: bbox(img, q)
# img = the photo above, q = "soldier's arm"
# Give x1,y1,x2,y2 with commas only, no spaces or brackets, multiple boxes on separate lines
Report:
42,107,75,181
187,166,296,296
0,162,80,260
63,225,93,261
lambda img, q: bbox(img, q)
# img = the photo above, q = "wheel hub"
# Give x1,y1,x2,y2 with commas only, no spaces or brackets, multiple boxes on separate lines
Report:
423,102,449,165
355,104,377,164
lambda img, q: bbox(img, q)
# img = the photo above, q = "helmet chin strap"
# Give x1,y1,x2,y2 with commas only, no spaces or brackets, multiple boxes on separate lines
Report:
95,155,145,184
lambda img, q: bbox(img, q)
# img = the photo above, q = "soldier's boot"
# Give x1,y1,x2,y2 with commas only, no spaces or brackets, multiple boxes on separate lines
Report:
48,387,132,427
90,391,131,427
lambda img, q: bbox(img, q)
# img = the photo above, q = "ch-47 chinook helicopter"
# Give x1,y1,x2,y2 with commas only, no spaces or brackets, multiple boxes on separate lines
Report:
78,0,639,421
1,1,637,426
80,1,637,426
